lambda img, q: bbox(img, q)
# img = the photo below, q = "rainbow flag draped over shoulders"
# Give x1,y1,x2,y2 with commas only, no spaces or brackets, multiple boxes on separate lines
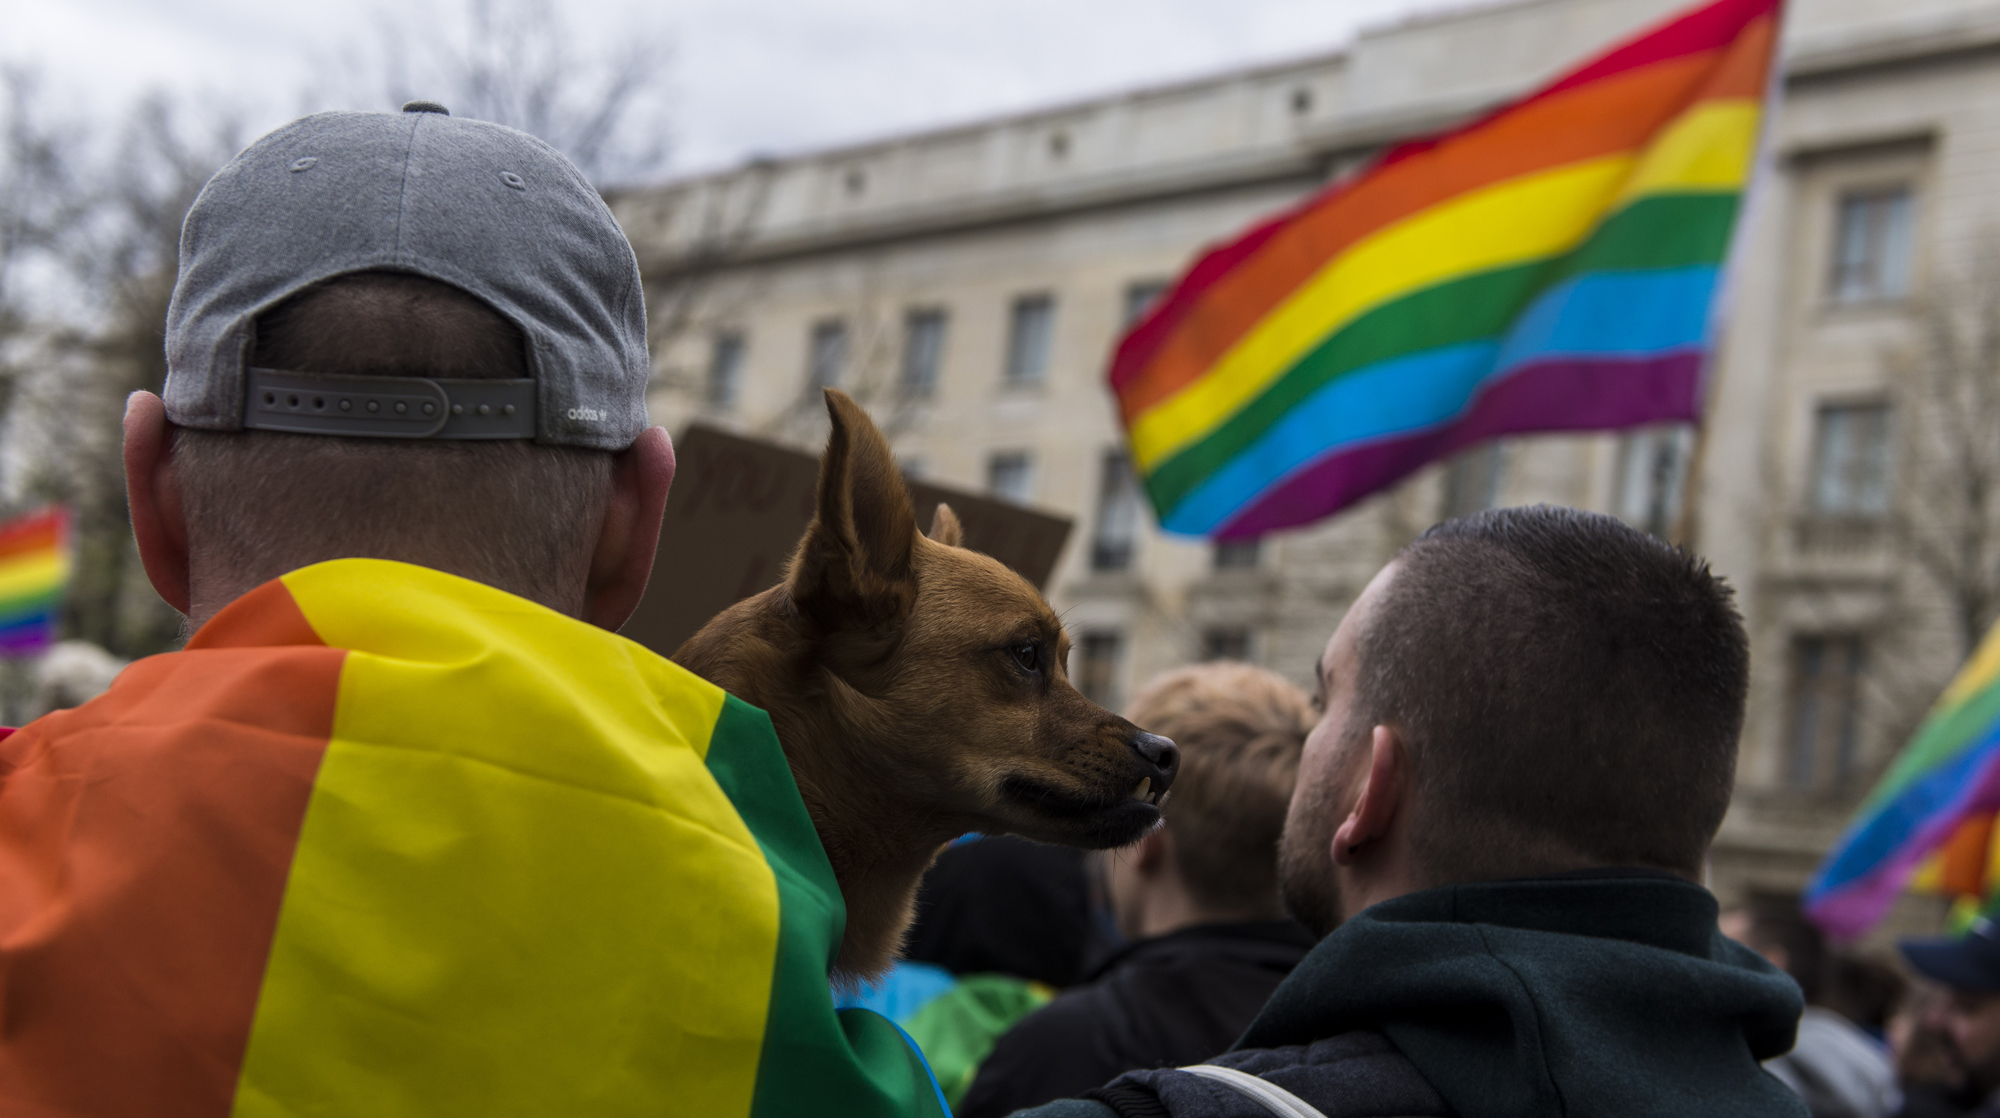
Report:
0,506,72,656
1809,620,2000,938
0,558,947,1118
1111,0,1781,537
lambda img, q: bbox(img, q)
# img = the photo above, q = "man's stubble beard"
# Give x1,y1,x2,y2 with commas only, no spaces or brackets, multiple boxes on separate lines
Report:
1277,772,1344,939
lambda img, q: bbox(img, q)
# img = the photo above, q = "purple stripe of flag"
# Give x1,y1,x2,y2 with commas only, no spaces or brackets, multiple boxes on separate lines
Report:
1213,350,1706,539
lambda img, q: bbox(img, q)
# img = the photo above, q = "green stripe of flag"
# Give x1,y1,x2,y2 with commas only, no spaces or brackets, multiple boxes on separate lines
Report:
0,588,61,620
701,694,949,1118
1858,683,2000,818
1142,191,1740,513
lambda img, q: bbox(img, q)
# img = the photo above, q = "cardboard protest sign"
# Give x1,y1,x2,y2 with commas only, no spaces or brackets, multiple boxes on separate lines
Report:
621,424,1073,658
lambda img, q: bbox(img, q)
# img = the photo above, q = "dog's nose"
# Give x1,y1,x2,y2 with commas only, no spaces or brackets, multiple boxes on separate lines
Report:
1130,732,1179,794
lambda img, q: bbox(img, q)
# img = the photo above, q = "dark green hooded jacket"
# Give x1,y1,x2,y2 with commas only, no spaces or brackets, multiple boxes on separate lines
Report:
1011,873,1807,1118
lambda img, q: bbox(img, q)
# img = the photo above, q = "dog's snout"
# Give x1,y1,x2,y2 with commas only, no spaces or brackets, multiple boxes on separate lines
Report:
1130,732,1179,793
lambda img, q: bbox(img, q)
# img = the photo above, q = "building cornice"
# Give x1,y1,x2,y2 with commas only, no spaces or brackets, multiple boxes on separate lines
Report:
626,8,2000,278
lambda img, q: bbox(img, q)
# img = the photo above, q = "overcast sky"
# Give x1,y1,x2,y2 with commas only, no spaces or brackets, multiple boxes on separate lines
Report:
10,0,1456,177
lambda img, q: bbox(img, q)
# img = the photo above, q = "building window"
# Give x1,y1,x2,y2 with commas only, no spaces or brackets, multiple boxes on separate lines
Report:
988,450,1035,504
1786,636,1868,795
807,319,847,391
1201,627,1253,663
1090,451,1143,572
1005,294,1055,386
1614,425,1694,538
707,332,744,411
1810,402,1892,517
1124,280,1169,327
1830,187,1915,303
1442,443,1505,520
901,308,947,398
1075,631,1125,710
1213,539,1261,570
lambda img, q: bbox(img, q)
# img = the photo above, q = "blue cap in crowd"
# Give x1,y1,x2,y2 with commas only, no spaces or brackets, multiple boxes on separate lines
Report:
1902,917,2000,991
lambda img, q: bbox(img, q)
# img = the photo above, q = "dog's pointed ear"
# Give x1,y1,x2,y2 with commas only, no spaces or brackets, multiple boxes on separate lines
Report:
787,388,918,628
928,503,963,547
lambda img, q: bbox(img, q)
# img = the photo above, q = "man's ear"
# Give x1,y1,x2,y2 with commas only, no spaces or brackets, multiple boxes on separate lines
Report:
584,426,675,632
1332,725,1406,867
928,503,963,547
785,389,918,629
124,392,191,615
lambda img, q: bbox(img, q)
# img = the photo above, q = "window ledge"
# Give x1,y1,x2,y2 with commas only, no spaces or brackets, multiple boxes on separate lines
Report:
1791,515,1890,555
1815,295,1914,318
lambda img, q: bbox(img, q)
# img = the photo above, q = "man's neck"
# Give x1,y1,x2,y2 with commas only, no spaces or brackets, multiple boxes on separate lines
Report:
188,558,582,631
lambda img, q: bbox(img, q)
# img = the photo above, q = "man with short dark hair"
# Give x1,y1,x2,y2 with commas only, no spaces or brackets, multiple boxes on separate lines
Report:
1014,504,1807,1118
0,107,946,1116
958,662,1317,1118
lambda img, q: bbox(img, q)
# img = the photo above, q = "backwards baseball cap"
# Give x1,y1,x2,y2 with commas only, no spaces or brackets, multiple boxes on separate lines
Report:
1902,918,2000,991
163,103,648,450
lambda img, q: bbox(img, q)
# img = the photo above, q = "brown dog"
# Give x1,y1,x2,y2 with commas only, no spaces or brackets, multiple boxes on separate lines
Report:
674,389,1178,981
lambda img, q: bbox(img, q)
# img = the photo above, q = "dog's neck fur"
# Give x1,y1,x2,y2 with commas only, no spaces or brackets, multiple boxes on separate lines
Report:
681,592,958,981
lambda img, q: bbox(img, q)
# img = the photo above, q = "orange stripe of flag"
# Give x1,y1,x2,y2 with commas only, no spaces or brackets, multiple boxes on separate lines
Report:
0,579,338,1117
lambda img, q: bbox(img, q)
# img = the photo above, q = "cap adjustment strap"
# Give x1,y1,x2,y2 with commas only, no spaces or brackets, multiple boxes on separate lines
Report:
244,368,535,439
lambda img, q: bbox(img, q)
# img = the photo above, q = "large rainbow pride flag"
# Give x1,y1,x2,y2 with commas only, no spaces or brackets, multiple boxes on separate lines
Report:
1809,620,2000,938
1110,0,1781,537
0,558,947,1117
0,505,71,656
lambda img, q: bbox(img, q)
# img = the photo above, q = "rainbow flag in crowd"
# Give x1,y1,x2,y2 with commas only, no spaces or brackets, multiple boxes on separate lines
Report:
1809,621,2000,938
1109,0,1781,537
0,559,947,1117
0,506,72,655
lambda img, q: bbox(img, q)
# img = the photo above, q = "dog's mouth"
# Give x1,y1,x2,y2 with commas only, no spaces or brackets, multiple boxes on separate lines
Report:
1000,774,1163,815
996,773,1164,847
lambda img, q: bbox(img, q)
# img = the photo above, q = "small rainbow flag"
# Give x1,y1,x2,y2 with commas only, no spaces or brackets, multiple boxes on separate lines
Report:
1809,621,2000,938
0,506,71,656
1110,0,1781,537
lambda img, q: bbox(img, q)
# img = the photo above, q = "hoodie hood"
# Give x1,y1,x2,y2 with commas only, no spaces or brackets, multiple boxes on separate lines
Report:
1238,873,1805,1118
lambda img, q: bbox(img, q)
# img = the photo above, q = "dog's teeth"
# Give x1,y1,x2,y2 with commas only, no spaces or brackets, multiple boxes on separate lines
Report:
1134,778,1151,801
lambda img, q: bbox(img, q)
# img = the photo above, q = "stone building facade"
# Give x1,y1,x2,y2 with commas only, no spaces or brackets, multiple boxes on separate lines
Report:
611,0,2000,921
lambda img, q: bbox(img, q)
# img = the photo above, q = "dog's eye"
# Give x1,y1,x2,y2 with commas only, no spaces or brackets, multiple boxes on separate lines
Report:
1010,641,1043,674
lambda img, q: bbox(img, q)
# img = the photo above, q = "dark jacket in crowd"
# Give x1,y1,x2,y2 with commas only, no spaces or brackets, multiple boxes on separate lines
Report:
1012,873,1809,1118
957,920,1316,1118
905,835,1096,986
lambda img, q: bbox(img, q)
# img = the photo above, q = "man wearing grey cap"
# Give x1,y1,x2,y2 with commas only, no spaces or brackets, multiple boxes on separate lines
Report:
0,106,950,1117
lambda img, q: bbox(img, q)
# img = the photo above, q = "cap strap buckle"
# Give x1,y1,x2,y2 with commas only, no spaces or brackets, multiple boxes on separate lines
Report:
244,368,536,439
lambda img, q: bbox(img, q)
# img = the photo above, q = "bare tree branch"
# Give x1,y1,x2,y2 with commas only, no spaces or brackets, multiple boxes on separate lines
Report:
316,0,675,187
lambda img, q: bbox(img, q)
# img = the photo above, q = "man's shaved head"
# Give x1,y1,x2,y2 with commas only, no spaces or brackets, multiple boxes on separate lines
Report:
1356,505,1747,881
172,271,613,619
249,271,532,381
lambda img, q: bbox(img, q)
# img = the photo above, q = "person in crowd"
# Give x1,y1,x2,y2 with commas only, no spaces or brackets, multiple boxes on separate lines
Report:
1890,986,1977,1118
1829,951,1912,1044
1013,504,1808,1118
0,105,940,1113
1723,897,1900,1117
839,834,1098,1108
1898,918,2000,1117
957,661,1319,1118
26,639,126,718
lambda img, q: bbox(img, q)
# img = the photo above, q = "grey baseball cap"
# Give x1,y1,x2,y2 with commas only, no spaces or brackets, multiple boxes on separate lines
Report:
164,104,649,450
